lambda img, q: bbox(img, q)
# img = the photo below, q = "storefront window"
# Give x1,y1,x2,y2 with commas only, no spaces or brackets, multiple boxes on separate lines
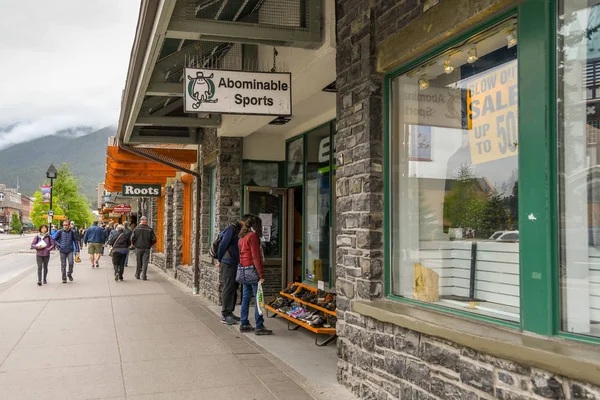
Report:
305,124,332,285
558,1,600,337
242,161,280,187
390,19,520,321
287,136,304,186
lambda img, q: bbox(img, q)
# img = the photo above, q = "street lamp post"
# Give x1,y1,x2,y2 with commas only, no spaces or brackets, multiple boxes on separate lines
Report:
46,164,57,225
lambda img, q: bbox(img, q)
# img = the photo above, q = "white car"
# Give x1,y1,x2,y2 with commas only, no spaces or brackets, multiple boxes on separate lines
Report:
489,231,505,240
496,231,519,242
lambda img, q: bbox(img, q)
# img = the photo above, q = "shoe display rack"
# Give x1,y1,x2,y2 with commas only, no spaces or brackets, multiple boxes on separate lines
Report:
265,282,337,346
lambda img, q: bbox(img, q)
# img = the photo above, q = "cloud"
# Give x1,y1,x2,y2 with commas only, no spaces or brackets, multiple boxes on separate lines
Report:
0,0,140,150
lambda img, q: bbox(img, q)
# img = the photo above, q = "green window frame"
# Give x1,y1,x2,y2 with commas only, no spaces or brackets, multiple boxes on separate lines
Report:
382,0,591,342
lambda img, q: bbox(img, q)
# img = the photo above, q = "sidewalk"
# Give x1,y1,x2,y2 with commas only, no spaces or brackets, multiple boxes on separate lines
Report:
0,254,323,400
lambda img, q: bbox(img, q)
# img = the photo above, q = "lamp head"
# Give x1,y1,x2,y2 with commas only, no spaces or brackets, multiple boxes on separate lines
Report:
46,164,58,179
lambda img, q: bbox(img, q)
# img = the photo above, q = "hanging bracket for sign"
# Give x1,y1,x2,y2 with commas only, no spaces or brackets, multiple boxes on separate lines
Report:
184,68,292,116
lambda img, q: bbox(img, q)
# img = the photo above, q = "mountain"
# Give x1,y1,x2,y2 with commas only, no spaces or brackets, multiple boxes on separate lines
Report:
0,126,115,207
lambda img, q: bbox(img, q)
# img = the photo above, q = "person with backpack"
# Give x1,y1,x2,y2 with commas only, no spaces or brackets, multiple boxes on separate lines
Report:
215,214,251,325
54,220,81,283
30,224,54,286
237,214,272,336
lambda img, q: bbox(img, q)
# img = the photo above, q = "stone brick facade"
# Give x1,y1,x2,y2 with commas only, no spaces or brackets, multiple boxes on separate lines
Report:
337,312,600,400
171,180,184,269
194,129,243,303
335,0,600,399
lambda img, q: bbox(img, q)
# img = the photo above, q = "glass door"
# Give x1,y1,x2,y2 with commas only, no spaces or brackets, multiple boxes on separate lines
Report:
244,186,288,289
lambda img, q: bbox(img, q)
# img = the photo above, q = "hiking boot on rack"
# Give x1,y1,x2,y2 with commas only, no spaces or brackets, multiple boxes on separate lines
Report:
309,316,325,328
283,283,298,294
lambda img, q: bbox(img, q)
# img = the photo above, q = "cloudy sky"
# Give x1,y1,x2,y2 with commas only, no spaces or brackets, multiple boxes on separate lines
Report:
0,0,140,150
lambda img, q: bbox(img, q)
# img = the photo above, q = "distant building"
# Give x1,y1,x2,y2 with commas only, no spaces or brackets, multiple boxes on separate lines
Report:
20,195,33,224
0,184,23,229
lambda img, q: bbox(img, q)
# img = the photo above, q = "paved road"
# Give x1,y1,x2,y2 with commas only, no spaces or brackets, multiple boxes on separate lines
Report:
0,234,37,284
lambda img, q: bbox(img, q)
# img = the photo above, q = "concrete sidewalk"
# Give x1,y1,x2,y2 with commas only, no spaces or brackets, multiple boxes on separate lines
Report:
0,254,322,400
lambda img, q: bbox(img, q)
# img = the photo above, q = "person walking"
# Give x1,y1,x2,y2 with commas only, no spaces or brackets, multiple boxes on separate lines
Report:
238,215,272,336
123,221,132,267
83,221,106,268
131,216,156,280
107,224,131,281
20,227,24,236
216,215,250,325
54,220,81,283
30,224,54,286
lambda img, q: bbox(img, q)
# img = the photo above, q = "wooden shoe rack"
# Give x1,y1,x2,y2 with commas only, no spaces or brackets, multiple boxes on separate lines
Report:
265,282,337,346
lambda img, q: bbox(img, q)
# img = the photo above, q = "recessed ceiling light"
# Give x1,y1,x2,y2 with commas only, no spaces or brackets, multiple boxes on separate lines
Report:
269,116,291,125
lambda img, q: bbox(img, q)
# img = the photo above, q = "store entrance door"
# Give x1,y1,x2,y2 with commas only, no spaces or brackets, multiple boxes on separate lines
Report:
244,186,288,293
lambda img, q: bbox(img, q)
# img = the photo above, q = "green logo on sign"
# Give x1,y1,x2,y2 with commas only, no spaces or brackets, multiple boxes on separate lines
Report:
187,71,218,110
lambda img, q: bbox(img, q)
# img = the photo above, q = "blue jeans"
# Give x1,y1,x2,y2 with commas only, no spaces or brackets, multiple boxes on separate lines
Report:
240,283,264,329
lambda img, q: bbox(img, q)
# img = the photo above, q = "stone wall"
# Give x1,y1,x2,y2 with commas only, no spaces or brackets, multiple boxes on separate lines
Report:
337,312,600,400
262,265,283,298
151,252,166,271
193,128,243,302
172,180,184,268
163,186,174,269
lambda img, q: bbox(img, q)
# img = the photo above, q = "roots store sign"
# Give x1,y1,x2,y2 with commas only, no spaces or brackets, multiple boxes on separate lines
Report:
184,68,291,115
121,184,161,197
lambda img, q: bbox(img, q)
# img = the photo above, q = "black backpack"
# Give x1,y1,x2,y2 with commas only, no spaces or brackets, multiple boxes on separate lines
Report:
209,224,237,259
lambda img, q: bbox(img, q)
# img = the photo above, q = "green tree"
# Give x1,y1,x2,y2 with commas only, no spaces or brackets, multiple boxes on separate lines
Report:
10,212,22,233
30,163,93,228
481,194,507,238
443,163,487,236
30,191,65,228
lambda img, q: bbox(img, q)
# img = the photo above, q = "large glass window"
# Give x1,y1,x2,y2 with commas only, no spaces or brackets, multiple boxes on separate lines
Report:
558,0,600,337
305,124,332,285
242,161,280,187
390,18,520,321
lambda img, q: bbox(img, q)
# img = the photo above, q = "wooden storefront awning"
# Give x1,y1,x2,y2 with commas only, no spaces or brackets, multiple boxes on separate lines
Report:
104,145,197,193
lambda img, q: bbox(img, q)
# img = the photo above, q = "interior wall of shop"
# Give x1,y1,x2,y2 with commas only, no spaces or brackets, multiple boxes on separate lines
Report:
334,0,600,399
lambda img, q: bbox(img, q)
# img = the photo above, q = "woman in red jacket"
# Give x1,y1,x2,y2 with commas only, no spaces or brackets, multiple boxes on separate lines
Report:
238,215,272,335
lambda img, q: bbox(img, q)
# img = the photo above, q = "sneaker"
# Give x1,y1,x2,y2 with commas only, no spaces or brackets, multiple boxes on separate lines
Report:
119,277,124,281
62,279,67,284
255,328,273,336
230,314,241,321
67,274,73,282
309,316,325,328
240,324,255,332
91,264,95,268
221,315,238,325
37,282,42,286
114,274,119,281
43,280,47,284
95,261,99,268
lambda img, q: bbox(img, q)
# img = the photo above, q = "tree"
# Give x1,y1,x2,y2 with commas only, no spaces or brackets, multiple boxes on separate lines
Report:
443,163,487,236
10,212,22,234
30,163,93,228
481,194,507,238
30,191,65,228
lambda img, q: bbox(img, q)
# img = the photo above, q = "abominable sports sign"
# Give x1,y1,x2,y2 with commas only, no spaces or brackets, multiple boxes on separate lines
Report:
183,68,292,116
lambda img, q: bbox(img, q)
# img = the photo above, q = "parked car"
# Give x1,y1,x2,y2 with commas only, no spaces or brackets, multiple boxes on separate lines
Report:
0,227,4,234
489,231,505,240
496,231,519,242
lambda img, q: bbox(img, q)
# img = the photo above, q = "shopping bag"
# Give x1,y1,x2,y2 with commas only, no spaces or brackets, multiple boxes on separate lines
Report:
256,282,266,316
75,254,81,263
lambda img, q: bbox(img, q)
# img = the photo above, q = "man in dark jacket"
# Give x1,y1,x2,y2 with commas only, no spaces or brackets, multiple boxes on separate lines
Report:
83,221,106,268
216,215,250,325
131,216,156,280
55,221,81,283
